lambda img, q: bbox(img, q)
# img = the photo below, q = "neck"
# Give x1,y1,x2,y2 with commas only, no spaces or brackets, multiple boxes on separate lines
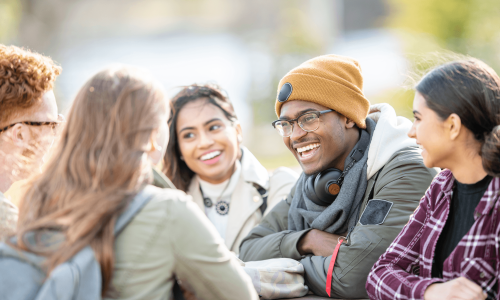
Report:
0,145,28,193
330,129,360,171
447,150,488,184
198,163,236,185
0,159,14,193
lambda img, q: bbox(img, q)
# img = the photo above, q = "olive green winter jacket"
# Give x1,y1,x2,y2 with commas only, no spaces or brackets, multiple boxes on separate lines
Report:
239,104,438,298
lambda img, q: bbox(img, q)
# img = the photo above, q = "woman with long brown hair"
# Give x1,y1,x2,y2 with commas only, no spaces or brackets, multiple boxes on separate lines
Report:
12,66,258,299
163,84,297,254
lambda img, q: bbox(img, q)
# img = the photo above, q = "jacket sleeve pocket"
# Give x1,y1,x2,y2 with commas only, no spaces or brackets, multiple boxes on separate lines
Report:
359,199,393,226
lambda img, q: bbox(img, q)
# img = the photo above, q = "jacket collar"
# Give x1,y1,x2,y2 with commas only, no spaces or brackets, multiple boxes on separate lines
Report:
186,147,269,251
438,169,500,217
240,147,270,190
476,177,500,217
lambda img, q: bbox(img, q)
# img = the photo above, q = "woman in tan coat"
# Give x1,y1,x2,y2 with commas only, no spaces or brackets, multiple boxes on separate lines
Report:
163,84,297,254
12,67,258,300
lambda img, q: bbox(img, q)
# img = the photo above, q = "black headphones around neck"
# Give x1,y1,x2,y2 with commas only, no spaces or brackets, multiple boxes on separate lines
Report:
305,129,370,206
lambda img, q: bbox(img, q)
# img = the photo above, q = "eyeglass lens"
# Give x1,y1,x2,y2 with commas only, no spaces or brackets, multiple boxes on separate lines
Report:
276,113,320,137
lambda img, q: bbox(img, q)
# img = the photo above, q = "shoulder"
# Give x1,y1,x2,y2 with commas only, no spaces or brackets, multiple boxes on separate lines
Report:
139,185,196,215
269,167,298,185
268,167,298,200
379,146,438,179
424,169,454,202
372,147,439,201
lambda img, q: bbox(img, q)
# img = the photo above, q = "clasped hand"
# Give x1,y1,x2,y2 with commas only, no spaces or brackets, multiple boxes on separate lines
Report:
297,229,345,257
424,277,487,300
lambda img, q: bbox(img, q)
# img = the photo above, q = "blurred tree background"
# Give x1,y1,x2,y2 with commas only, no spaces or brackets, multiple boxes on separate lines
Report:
1,0,500,170
380,0,500,119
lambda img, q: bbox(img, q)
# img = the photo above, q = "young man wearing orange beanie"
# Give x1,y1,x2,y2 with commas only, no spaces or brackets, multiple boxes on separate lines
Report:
239,54,438,298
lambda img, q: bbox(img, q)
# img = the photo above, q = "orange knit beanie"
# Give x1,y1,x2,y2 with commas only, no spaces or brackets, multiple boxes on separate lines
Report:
275,54,370,129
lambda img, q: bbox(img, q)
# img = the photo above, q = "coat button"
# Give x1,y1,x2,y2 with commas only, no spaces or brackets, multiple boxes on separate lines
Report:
480,272,485,278
253,195,260,202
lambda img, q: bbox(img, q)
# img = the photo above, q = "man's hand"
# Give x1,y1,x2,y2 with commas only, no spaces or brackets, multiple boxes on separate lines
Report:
424,277,487,300
297,229,343,257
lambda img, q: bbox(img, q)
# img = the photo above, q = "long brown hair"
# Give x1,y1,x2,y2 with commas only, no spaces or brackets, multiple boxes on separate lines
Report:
416,58,500,176
14,66,167,295
163,83,237,191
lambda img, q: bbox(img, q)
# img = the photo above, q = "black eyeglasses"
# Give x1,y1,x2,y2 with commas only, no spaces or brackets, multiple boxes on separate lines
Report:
0,114,65,134
272,109,333,137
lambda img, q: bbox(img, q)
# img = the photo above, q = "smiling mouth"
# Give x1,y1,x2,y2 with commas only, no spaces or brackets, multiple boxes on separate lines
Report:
200,150,222,161
296,143,320,158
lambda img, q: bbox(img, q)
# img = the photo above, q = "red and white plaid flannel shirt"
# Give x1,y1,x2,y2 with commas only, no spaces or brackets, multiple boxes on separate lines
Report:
366,169,500,300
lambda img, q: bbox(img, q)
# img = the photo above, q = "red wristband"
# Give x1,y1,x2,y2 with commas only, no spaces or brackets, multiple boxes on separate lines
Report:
326,237,344,297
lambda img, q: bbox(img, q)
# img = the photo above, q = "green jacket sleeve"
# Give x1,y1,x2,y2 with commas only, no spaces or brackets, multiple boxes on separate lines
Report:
300,147,437,298
239,192,312,262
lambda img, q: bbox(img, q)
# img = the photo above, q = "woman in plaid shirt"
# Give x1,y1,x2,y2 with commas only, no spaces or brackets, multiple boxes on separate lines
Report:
366,59,500,300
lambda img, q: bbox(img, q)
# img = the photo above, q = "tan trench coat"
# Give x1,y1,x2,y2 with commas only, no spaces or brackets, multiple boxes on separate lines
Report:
187,147,298,254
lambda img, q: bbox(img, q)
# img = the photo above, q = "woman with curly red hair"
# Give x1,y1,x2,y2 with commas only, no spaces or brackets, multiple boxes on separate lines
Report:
0,44,62,239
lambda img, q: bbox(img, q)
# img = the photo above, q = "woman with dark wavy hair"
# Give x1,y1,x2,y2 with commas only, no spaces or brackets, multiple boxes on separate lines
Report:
163,84,297,254
367,59,500,300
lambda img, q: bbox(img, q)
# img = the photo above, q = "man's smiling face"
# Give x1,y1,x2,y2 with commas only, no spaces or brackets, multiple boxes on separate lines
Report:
279,100,353,175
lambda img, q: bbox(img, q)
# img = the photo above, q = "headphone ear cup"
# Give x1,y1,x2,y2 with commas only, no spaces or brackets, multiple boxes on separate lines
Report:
305,175,321,205
314,168,343,205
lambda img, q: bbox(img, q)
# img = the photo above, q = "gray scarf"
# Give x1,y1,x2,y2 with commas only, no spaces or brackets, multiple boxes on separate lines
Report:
288,117,376,234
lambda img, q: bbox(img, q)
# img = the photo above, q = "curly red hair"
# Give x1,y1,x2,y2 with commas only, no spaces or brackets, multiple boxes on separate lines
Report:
0,45,62,125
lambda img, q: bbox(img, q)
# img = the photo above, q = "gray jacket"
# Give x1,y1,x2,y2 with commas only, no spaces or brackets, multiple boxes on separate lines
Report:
239,146,437,298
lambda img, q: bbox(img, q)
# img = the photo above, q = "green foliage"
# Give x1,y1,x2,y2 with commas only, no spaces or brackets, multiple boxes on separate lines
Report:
275,1,323,55
388,0,500,55
379,0,500,118
0,0,21,43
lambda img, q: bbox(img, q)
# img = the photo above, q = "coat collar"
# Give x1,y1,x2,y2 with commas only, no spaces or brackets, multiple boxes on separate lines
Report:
240,147,270,190
437,169,500,218
187,147,270,251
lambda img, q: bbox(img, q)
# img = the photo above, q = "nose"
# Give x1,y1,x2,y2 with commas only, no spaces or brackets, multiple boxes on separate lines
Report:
289,122,307,142
408,122,416,139
198,130,214,149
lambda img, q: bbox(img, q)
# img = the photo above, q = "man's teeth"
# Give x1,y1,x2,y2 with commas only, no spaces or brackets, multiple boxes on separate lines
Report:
201,151,221,161
297,143,320,153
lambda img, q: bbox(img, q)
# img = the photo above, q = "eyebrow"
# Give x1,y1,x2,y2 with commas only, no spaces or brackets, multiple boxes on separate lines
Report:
280,108,317,120
178,118,222,133
412,110,421,115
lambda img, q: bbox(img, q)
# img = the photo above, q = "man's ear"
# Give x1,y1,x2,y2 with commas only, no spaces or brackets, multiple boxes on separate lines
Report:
345,117,356,129
446,113,462,141
10,124,30,147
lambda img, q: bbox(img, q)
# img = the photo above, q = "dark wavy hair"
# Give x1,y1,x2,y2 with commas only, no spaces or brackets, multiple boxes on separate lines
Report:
416,58,500,176
163,83,238,191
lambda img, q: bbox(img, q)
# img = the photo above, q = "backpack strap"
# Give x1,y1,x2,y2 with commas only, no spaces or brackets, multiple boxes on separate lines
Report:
114,185,158,236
